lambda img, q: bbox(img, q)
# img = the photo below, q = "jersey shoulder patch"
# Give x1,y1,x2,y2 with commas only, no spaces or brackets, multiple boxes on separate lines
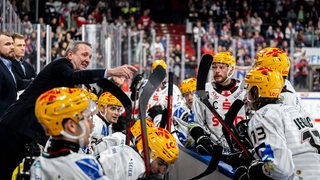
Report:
75,158,103,179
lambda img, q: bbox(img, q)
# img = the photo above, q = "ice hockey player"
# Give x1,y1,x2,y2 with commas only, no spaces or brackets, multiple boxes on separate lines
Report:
253,47,303,110
90,91,123,143
95,119,179,180
131,60,184,129
234,67,320,179
172,77,197,147
29,87,107,179
191,52,247,155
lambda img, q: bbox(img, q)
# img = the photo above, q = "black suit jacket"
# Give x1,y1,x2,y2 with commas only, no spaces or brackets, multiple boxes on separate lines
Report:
12,59,36,89
0,60,17,117
0,58,106,144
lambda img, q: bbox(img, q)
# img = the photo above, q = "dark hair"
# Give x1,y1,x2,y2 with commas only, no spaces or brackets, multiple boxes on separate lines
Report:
0,31,12,38
249,86,278,110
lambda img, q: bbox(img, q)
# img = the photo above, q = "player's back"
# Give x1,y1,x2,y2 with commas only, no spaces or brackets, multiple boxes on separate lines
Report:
249,104,320,179
30,152,107,179
281,104,320,179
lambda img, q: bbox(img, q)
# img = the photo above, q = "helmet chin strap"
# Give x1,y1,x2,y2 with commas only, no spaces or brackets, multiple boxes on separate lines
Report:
101,109,112,124
221,66,234,84
60,121,87,147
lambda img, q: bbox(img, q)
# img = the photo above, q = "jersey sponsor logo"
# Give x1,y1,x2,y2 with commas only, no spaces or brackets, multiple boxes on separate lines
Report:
233,88,243,99
210,99,245,126
75,158,103,179
222,99,231,110
152,93,159,101
221,90,231,97
128,159,134,177
211,91,219,99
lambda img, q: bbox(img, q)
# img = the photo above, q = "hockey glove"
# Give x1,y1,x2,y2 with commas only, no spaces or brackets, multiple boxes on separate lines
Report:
195,135,217,155
234,166,249,180
189,125,216,155
233,161,272,180
221,151,251,169
130,73,144,100
147,105,163,120
247,161,272,180
137,172,163,180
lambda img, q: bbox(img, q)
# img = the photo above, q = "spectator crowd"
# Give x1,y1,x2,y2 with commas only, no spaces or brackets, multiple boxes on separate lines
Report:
8,0,320,90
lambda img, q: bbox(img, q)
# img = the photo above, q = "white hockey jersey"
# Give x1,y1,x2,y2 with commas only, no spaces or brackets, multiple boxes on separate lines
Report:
192,79,246,152
279,79,303,111
93,132,126,155
172,101,195,147
91,113,113,143
145,82,183,113
248,104,320,179
98,145,145,180
30,152,107,180
132,80,184,130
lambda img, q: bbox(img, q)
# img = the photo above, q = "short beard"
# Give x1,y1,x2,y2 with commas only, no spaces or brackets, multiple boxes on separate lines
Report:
0,53,15,60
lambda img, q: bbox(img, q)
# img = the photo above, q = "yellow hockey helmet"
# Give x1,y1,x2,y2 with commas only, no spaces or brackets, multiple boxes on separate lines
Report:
89,92,98,102
131,118,179,164
212,52,236,68
245,67,284,98
152,59,167,70
130,118,156,138
98,92,122,107
254,47,290,77
35,87,89,136
148,127,179,164
132,120,179,164
180,78,197,94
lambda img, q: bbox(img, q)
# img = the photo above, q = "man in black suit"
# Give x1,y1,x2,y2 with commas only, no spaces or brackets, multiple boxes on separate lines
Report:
0,32,18,117
11,33,37,96
0,40,137,179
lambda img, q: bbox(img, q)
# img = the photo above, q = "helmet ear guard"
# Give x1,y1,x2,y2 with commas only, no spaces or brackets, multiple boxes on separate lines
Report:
245,67,284,99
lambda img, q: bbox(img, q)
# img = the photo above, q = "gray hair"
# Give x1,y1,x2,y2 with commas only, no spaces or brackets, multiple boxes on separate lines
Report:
65,41,92,54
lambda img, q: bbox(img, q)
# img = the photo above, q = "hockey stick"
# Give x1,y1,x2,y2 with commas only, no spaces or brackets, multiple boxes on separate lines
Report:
139,65,166,176
222,99,244,153
127,72,145,145
196,54,253,160
190,145,223,180
164,71,173,131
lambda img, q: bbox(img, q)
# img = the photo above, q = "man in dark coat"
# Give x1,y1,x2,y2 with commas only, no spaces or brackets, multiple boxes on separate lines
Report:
11,32,37,93
0,32,19,117
0,40,137,179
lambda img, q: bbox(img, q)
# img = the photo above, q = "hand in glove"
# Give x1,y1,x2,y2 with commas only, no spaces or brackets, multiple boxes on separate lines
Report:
221,151,251,169
234,166,249,180
233,161,272,180
195,135,217,155
147,105,163,120
130,73,144,100
189,125,217,155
